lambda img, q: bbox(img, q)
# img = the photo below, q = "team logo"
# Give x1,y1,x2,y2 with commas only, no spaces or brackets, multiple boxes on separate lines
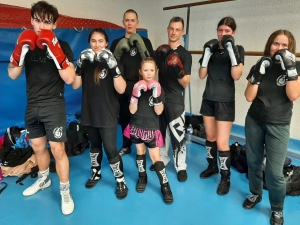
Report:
169,112,185,142
206,146,213,158
219,157,228,170
52,37,58,46
109,162,123,177
159,168,169,184
149,96,154,106
90,152,100,167
53,127,63,139
137,160,145,172
130,47,138,56
277,75,286,86
99,68,107,79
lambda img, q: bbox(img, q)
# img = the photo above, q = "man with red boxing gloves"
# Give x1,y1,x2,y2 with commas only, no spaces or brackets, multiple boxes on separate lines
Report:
7,1,75,215
152,17,192,182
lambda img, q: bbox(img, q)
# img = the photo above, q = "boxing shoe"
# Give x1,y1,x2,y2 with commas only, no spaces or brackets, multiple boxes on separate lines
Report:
270,211,284,225
242,195,262,209
85,167,101,189
60,184,74,215
118,146,131,156
23,173,51,196
161,182,173,204
116,181,128,199
136,176,147,193
217,170,231,195
177,170,187,182
200,158,219,179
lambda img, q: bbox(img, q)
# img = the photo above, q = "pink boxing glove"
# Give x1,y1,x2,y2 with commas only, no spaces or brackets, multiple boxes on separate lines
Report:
130,80,147,104
147,80,162,105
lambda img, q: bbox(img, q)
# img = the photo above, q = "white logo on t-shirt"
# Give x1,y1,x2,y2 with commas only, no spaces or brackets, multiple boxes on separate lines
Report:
277,75,286,86
130,47,137,56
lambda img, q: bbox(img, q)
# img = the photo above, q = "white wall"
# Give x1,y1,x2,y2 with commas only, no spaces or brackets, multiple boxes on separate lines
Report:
1,0,299,139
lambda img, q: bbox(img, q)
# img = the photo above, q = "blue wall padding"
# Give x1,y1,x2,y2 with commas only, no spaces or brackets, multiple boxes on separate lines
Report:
0,28,148,136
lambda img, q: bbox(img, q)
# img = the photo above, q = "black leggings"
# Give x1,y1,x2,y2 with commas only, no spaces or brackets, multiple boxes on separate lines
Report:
85,126,118,160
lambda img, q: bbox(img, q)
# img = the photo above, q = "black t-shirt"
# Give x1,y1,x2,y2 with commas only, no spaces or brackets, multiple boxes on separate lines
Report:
24,40,74,106
200,45,245,102
129,89,165,130
110,36,154,81
158,45,192,105
77,60,123,128
247,61,300,125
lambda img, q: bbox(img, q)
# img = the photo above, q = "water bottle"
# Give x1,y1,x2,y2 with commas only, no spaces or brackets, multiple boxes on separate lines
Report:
186,124,193,144
0,159,3,181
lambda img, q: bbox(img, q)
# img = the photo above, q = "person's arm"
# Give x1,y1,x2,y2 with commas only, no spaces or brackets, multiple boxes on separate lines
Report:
286,77,300,101
36,30,75,84
144,38,154,57
58,62,75,84
129,80,148,114
114,75,126,94
8,64,24,80
244,79,259,102
244,57,272,102
198,39,219,80
8,30,37,80
72,75,82,89
231,45,245,81
178,75,190,88
148,80,164,115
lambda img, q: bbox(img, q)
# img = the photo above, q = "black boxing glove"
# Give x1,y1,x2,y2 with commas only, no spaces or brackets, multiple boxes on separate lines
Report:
221,35,241,67
166,52,185,79
274,49,298,81
250,56,272,85
201,39,219,68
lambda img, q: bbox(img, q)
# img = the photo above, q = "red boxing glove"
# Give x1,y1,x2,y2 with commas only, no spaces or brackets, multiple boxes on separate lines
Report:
36,29,69,69
166,52,185,79
10,30,37,66
147,79,162,105
130,80,147,104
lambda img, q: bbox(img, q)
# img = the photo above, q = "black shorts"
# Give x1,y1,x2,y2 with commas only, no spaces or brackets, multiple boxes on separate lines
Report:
25,105,67,142
200,99,235,122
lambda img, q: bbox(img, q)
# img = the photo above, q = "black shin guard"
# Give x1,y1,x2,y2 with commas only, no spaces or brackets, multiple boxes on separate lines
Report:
136,154,147,178
205,140,217,161
154,161,169,185
109,154,125,182
90,148,103,168
218,150,231,172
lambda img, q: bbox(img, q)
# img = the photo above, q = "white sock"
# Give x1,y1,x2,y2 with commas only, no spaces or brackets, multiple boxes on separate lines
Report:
60,181,70,191
40,168,49,177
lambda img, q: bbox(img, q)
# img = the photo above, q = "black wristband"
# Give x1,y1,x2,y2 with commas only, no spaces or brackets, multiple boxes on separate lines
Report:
153,96,162,105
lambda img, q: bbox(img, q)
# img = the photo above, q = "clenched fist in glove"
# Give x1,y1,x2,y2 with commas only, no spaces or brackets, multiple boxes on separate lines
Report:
10,30,37,66
201,39,219,68
250,56,272,85
129,33,150,59
76,48,95,75
166,52,185,79
221,35,241,67
147,80,162,105
36,29,70,70
274,49,298,81
97,49,121,78
130,80,148,104
114,38,130,61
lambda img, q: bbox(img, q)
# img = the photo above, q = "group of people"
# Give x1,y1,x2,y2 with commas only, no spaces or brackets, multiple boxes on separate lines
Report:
7,1,300,225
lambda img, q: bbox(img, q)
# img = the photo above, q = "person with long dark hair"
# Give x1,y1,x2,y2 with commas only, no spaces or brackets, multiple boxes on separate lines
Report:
243,29,300,225
198,16,244,195
72,28,129,200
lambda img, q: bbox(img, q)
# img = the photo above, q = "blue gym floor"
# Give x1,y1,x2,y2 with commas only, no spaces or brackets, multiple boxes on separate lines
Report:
1,126,299,225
